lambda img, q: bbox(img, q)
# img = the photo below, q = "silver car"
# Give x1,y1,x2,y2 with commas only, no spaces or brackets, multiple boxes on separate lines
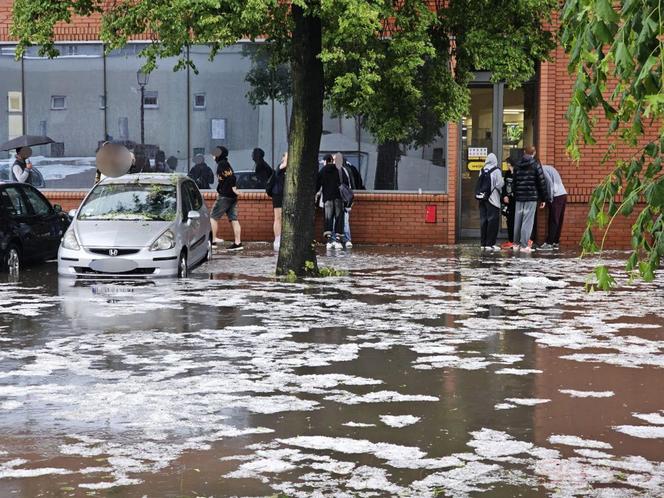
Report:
58,174,212,278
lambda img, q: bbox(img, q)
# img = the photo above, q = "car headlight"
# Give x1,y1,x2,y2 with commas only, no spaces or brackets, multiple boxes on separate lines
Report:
62,229,80,250
150,229,175,251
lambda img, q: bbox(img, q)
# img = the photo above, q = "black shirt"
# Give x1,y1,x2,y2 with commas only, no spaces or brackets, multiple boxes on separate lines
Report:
254,159,272,186
317,164,343,202
217,173,237,199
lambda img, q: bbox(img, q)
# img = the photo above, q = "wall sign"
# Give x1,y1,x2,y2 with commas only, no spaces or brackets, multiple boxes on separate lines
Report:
211,118,226,140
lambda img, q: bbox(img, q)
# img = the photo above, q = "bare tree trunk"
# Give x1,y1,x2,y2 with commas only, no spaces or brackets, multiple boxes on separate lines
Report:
276,2,323,276
375,140,401,190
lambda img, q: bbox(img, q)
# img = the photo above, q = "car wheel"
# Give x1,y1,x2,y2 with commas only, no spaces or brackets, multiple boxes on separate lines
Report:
177,250,188,278
3,244,21,274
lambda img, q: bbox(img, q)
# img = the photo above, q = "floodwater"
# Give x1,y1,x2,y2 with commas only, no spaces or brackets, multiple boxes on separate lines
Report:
0,245,662,497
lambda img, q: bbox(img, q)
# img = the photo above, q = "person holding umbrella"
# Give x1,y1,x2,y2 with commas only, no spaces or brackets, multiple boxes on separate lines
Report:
12,147,33,183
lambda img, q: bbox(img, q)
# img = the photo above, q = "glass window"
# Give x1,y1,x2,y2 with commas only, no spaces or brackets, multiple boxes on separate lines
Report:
22,187,52,216
189,44,262,181
0,46,23,161
194,93,206,110
502,83,536,166
2,187,29,217
143,90,158,108
50,95,67,110
341,116,447,191
78,183,177,221
106,44,187,174
183,180,203,210
23,44,105,188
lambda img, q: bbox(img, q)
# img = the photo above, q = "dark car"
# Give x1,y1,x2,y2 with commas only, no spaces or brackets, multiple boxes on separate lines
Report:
0,182,70,272
0,163,46,187
234,170,266,190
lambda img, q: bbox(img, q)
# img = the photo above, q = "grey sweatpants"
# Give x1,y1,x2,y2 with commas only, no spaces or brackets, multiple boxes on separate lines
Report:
513,201,537,247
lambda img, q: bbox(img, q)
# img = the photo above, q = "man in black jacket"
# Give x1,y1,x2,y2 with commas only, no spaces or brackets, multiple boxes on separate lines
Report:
317,154,346,249
512,145,550,253
252,148,272,188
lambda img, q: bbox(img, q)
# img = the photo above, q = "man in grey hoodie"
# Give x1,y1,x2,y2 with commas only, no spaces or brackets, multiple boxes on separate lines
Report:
478,153,504,251
541,164,567,250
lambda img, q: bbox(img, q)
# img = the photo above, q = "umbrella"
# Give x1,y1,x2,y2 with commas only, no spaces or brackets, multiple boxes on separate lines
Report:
1,135,55,151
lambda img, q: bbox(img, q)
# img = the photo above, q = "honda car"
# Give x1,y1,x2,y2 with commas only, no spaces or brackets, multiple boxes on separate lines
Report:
58,174,211,278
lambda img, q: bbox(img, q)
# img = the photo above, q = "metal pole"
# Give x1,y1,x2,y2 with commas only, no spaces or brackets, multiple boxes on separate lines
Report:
102,45,108,140
140,85,145,145
186,44,191,173
271,97,275,167
20,54,26,135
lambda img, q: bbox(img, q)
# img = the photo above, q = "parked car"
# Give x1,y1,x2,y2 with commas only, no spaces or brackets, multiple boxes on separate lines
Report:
0,163,46,187
234,170,266,190
58,173,212,278
0,182,70,272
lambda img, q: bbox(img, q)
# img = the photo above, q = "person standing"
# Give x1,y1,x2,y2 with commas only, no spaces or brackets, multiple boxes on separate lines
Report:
11,147,33,183
512,146,550,253
188,154,214,190
252,148,272,189
500,157,516,248
317,154,346,249
267,152,287,251
477,153,504,251
333,153,356,247
210,151,243,251
541,164,567,250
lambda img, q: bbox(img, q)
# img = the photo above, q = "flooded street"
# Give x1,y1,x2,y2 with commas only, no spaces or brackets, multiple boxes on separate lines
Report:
0,246,662,497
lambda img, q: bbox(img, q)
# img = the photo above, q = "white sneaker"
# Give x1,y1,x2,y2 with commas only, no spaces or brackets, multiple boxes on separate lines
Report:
480,246,487,251
521,246,533,253
273,236,281,252
345,240,353,248
512,245,521,252
333,240,343,250
491,245,502,251
326,239,333,249
212,238,224,246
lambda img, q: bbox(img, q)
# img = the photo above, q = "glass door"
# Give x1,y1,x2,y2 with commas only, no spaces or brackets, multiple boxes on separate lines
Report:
459,85,495,237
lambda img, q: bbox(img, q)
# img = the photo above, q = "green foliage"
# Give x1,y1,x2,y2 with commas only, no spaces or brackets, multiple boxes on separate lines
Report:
561,0,663,289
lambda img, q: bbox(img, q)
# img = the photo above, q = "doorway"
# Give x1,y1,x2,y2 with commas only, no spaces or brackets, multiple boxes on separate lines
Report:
457,77,536,239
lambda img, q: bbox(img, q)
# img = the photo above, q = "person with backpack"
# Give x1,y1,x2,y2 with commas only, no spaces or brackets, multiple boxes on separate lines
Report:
316,154,348,249
512,145,550,253
475,153,504,251
334,153,356,247
267,152,287,251
188,154,214,190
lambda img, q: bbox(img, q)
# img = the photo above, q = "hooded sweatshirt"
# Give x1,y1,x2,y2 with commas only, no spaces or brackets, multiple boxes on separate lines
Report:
542,165,567,200
483,153,504,209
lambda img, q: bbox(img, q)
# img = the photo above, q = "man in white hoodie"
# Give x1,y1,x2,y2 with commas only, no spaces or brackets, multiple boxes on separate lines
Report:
478,153,504,251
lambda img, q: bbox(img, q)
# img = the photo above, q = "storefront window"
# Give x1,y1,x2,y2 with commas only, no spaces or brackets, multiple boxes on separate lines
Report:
23,44,105,188
0,45,22,167
106,44,187,176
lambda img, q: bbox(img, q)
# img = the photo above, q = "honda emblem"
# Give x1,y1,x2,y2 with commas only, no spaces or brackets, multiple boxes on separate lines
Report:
108,249,118,257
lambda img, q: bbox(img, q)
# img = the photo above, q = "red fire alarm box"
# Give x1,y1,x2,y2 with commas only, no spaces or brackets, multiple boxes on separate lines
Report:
425,205,437,223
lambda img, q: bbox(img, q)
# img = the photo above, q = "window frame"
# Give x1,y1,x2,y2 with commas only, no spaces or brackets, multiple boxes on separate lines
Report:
50,95,67,110
193,93,206,110
21,186,53,217
142,90,159,109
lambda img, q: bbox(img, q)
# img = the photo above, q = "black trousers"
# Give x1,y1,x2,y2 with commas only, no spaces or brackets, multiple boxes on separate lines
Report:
547,194,567,244
479,202,500,247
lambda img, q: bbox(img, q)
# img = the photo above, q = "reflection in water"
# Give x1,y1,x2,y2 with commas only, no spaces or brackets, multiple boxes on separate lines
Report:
0,247,662,496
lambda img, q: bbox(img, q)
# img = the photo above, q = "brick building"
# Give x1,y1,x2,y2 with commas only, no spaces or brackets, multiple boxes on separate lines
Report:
0,2,637,248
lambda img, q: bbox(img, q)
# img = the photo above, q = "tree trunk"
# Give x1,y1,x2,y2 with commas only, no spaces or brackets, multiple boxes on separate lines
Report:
374,140,401,190
276,2,323,276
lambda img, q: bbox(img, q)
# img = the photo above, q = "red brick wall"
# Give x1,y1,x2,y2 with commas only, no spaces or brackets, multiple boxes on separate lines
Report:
42,190,453,245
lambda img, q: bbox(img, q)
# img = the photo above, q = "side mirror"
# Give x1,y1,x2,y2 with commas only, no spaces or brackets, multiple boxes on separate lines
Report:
187,210,201,220
53,204,63,213
68,209,77,218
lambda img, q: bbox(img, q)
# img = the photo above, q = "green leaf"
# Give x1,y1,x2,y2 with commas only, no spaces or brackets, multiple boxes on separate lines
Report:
595,0,620,23
647,179,664,208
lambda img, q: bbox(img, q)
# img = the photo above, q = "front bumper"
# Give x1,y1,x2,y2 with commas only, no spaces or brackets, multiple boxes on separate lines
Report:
58,245,180,278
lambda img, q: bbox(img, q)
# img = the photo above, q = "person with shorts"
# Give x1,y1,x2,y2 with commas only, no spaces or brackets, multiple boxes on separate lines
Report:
210,162,243,251
267,152,287,251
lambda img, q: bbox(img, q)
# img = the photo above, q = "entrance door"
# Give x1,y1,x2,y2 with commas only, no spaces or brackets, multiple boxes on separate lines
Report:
458,84,497,238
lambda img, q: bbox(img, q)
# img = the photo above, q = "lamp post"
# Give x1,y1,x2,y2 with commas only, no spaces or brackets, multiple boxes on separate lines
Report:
136,69,149,145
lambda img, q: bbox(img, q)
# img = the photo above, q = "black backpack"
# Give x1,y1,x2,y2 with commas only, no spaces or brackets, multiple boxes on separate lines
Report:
475,166,499,201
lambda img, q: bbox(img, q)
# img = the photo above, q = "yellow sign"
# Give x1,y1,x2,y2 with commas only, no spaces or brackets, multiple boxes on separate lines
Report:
468,161,484,171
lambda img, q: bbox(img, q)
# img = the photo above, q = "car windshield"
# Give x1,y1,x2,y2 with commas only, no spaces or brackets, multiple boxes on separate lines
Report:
78,183,177,221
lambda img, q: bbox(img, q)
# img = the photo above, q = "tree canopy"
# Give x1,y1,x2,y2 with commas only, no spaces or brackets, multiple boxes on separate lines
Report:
561,0,664,290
